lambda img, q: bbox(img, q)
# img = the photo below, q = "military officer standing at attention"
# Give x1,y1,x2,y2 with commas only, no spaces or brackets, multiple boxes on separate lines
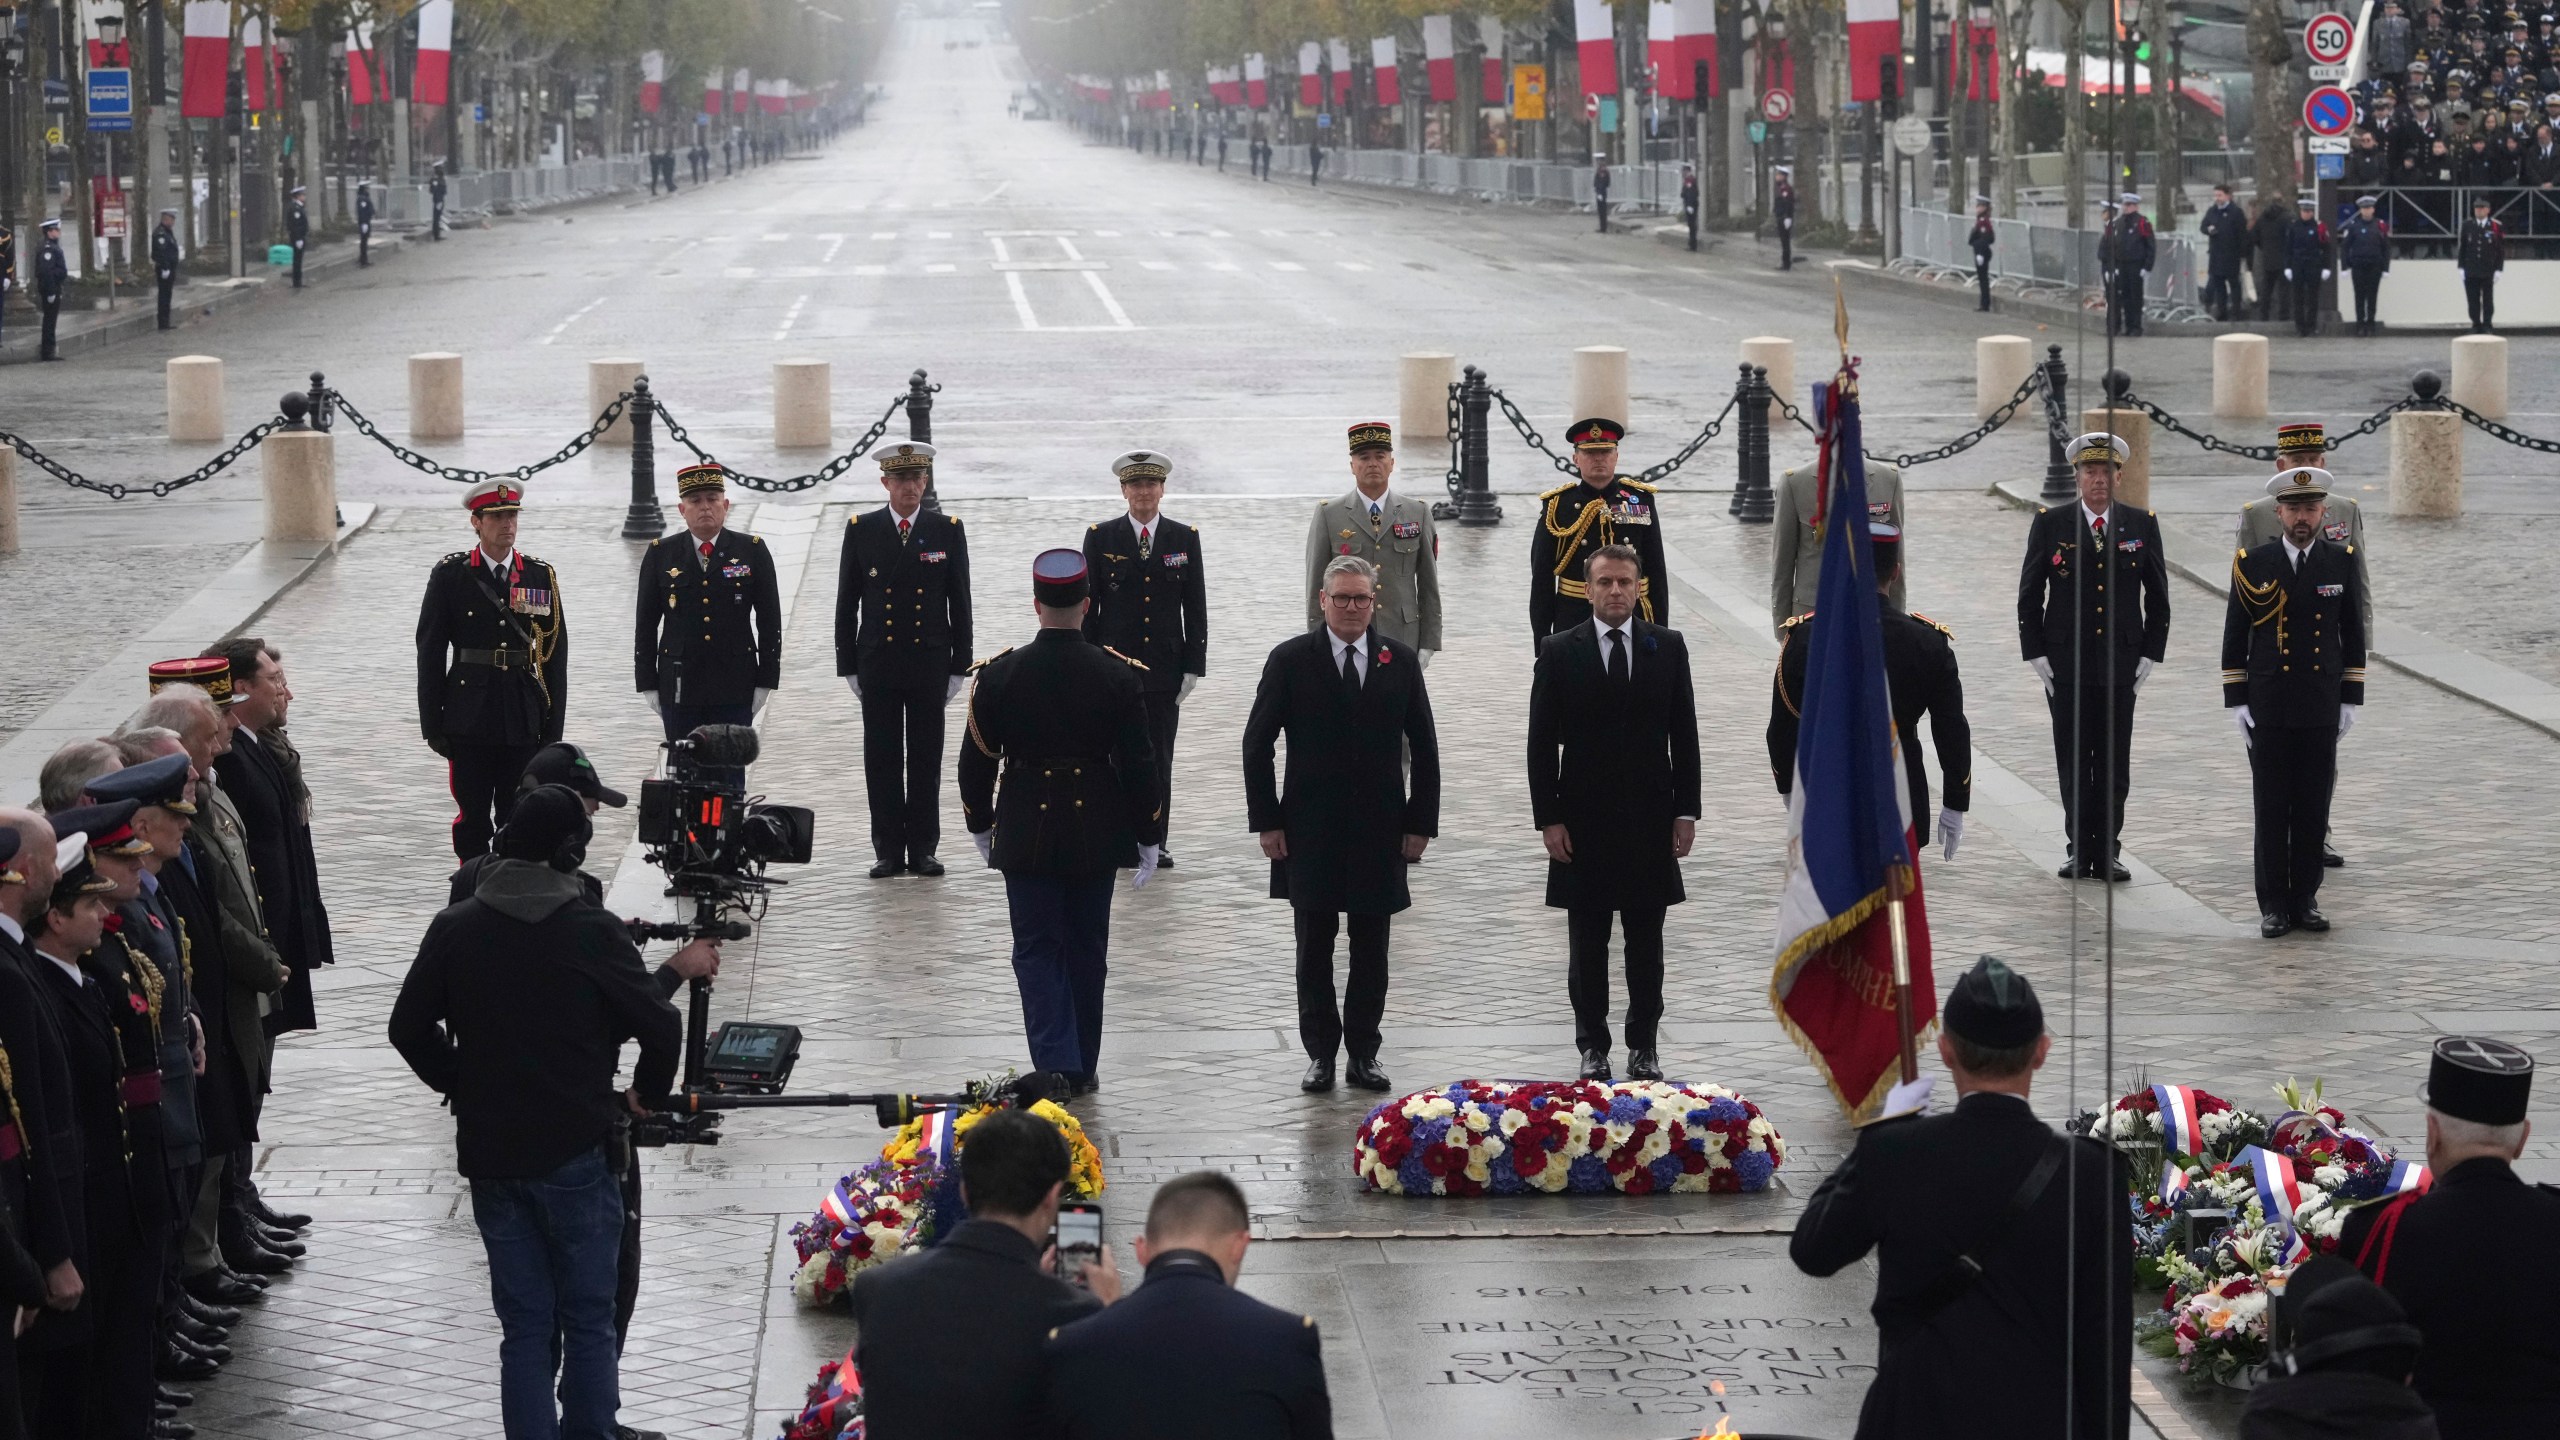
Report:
1529,419,1669,643
151,208,181,331
837,442,972,879
960,551,1160,1095
33,217,67,362
1084,451,1206,868
1770,454,1904,635
2239,422,2370,869
2223,468,2366,939
355,182,375,268
1302,423,1441,659
285,185,309,289
417,480,570,860
2017,433,2170,881
2343,1036,2560,1437
635,462,783,751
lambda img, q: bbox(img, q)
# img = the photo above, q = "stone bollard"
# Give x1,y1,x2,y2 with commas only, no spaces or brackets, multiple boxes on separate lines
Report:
774,359,833,448
167,356,226,442
2390,410,2463,516
590,358,647,446
2213,334,2269,418
1398,351,1458,449
1569,346,1630,428
1741,336,1795,429
409,353,465,439
2450,334,2507,419
262,430,337,544
2082,406,2153,510
0,449,17,555
1976,335,2034,421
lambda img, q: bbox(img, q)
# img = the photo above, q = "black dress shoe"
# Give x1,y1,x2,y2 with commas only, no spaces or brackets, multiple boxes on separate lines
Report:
2322,843,2345,868
184,1270,262,1306
1578,1049,1613,1083
615,1427,669,1440
156,1344,219,1382
180,1294,240,1328
1300,1059,1336,1093
221,1266,270,1291
1625,1050,1664,1082
156,1402,177,1421
2056,859,2082,879
158,1420,197,1440
2105,861,2132,882
158,1385,195,1408
2294,907,2330,932
2261,912,2294,939
170,1332,232,1365
171,1313,228,1347
222,1240,292,1276
245,1194,312,1232
867,859,903,879
1345,1058,1391,1092
1154,850,1175,869
910,855,946,877
254,1227,307,1257
1070,1073,1099,1097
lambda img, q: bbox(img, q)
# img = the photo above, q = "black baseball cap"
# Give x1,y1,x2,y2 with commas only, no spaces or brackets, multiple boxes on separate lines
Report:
519,743,626,808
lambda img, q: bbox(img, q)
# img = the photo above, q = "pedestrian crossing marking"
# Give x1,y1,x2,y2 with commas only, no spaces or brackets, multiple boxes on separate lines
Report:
925,262,957,273
853,264,888,275
1205,262,1239,271
871,231,897,240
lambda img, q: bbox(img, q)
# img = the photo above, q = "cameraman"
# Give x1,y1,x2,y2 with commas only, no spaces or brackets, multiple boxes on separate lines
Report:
390,786,686,1440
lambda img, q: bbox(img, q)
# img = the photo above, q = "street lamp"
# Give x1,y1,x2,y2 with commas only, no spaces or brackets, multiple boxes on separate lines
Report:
0,4,18,230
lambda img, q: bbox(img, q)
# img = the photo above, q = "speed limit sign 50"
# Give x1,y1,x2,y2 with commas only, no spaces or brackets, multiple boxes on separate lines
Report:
2304,11,2355,65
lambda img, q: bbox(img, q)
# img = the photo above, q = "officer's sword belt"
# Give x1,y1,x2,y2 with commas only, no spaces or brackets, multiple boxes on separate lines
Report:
456,647,535,669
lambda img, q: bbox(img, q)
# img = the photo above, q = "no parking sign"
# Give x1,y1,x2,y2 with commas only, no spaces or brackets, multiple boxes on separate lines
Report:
2302,85,2355,138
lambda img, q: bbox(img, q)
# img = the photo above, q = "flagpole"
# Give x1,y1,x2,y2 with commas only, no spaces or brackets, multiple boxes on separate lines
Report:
1887,891,1919,1084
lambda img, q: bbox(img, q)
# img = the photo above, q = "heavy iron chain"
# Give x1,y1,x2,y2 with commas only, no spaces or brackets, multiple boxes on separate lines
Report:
2118,387,2416,463
2441,398,2560,453
1631,393,1740,484
0,419,287,501
331,388,631,483
654,391,908,494
1444,380,1463,500
1773,376,2051,470
1487,388,1583,476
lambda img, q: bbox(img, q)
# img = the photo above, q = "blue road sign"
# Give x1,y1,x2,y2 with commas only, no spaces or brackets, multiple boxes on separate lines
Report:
2316,153,2346,179
86,67,133,132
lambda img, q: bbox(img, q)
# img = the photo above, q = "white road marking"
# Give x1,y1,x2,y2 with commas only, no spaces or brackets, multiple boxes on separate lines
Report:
925,262,957,273
538,297,607,345
978,181,1013,203
1205,261,1239,272
819,235,846,263
1208,229,1232,237
928,230,953,239
1141,260,1175,271
853,264,888,276
1057,237,1087,261
1003,271,1041,330
1336,261,1371,271
871,231,897,240
723,266,756,278
772,294,810,341
761,233,790,242
1080,271,1136,328
1269,261,1305,271
989,236,1014,264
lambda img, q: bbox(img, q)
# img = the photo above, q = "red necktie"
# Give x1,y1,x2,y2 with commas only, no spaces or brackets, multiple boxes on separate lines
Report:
698,541,713,558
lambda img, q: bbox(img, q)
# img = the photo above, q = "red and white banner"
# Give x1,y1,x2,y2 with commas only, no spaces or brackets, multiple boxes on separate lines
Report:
241,16,267,112
1208,64,1243,106
1245,52,1267,107
640,50,665,114
1478,17,1506,102
1422,15,1455,103
1647,2,1676,95
179,1,227,119
1371,37,1400,106
1847,0,1898,101
704,69,724,114
346,23,379,106
1948,16,2000,100
1297,42,1321,106
1576,0,1618,98
416,0,454,107
732,67,752,115
1676,0,1718,98
1329,38,1352,104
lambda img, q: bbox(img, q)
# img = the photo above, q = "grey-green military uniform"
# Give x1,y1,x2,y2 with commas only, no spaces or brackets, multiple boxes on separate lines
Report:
2239,493,2372,630
1303,488,1443,652
1771,460,1905,633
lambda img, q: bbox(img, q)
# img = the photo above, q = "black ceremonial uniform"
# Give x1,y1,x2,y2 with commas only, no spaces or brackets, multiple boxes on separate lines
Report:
1791,1093,2133,1440
634,528,783,734
25,951,142,1435
78,924,172,1439
417,548,570,859
1082,515,1206,842
836,506,972,870
2222,538,2366,923
355,186,374,266
285,196,308,288
2342,1156,2560,1437
2016,502,2170,872
150,220,180,330
1771,604,1973,847
1042,1249,1333,1440
1529,478,1669,642
0,933,77,1437
851,1218,1102,1440
33,228,67,361
0,224,14,349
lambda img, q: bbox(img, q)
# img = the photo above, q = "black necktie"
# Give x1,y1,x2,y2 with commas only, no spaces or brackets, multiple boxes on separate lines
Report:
1341,641,1361,694
1608,629,1629,685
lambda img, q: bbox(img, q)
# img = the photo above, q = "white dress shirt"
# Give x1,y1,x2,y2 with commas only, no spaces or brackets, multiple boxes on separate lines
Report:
1597,618,1636,676
1328,628,1371,684
477,546,516,574
2285,536,2313,570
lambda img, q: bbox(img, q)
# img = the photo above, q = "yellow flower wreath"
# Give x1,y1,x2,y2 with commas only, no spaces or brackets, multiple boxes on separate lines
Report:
880,1100,1107,1199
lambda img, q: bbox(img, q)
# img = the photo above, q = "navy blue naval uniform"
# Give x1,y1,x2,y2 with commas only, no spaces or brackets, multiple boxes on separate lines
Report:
1082,513,1206,846
835,503,972,869
1043,1249,1333,1439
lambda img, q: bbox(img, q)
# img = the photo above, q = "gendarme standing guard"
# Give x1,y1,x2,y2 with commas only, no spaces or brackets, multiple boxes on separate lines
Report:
1529,418,1668,644
416,480,569,859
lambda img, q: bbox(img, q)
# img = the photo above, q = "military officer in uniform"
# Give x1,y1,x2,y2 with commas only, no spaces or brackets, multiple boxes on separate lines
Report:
2240,422,2369,869
959,550,1160,1095
285,185,309,290
635,462,783,759
1084,451,1205,867
151,208,181,331
429,164,447,240
355,182,374,267
1791,957,2132,1439
417,480,570,860
2016,433,2170,881
836,442,972,879
2223,468,2366,939
1529,418,1668,643
34,217,67,362
1770,524,1972,864
2343,1036,2559,1438
1302,422,1441,658
1769,456,1904,635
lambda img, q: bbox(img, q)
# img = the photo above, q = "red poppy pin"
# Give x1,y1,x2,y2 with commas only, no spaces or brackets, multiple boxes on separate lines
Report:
102,914,124,934
1377,646,1393,666
128,993,147,1015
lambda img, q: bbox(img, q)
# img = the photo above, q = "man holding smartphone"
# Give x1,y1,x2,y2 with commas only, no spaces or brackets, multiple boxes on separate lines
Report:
851,1110,1120,1439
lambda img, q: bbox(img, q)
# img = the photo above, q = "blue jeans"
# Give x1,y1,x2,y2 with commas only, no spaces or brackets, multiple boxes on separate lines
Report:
470,1147,625,1440
1003,873,1114,1078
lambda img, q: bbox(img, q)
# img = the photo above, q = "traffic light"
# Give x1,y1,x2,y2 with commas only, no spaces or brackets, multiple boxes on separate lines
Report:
224,67,244,137
1880,55,1900,119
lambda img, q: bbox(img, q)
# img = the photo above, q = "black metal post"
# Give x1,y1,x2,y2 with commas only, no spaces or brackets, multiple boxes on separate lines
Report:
907,367,942,513
303,372,332,431
2038,344,2077,504
1732,364,1774,523
622,374,664,539
1456,365,1502,526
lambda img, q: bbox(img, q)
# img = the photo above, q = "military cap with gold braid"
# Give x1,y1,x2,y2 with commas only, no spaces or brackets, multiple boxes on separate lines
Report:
1347,421,1393,454
676,461,728,496
464,479,524,514
878,441,936,474
2275,421,2327,458
1566,417,1625,451
1111,450,1171,482
86,752,198,818
2270,466,2334,504
148,655,236,706
2068,431,2128,467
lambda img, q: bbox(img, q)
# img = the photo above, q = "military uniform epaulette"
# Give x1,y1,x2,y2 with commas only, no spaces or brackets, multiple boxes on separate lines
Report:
438,550,468,566
1908,610,1955,639
1779,611,1815,631
1616,477,1657,493
966,646,1014,674
1540,480,1580,500
1102,645,1149,671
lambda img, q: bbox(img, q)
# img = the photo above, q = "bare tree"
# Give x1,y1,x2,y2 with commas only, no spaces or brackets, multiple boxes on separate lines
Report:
2144,0,2176,225
1995,0,2029,217
2249,0,2296,210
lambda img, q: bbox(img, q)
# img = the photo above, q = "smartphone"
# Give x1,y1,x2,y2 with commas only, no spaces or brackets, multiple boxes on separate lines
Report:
1052,1202,1104,1285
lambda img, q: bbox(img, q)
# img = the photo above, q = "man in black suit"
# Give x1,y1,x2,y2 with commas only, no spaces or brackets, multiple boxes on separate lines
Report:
1792,957,2132,1440
837,442,972,878
1083,451,1206,868
1526,543,1700,1085
850,1109,1119,1440
2016,433,2170,881
960,550,1161,1095
635,463,784,771
2343,1036,2559,1437
2223,469,2367,939
1044,1170,1330,1439
1245,555,1440,1096
202,642,333,1035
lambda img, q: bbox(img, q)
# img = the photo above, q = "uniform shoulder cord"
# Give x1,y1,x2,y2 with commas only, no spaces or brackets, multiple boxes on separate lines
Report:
2352,1192,2418,1286
177,913,194,990
1542,491,1612,577
0,1044,25,1157
130,944,167,1049
2230,553,2290,651
530,581,566,710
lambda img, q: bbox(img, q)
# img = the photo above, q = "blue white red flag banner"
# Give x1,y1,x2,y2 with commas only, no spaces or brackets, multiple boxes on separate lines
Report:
2244,1144,2307,1246
2159,1160,2189,1203
2152,1083,2203,1155
1769,366,1937,1121
2384,1158,2431,1197
918,1107,960,1169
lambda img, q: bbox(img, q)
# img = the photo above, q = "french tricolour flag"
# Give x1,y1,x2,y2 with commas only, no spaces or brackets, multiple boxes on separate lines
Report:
2152,1083,2203,1156
1245,53,1267,108
1298,42,1322,106
1648,3,1677,94
639,50,665,115
732,67,752,116
1847,0,1899,101
416,0,454,106
1422,16,1455,103
1576,0,1618,98
1371,39,1400,106
346,24,379,106
2384,1158,2432,1197
180,1,228,120
2245,1145,2308,1243
241,17,267,112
